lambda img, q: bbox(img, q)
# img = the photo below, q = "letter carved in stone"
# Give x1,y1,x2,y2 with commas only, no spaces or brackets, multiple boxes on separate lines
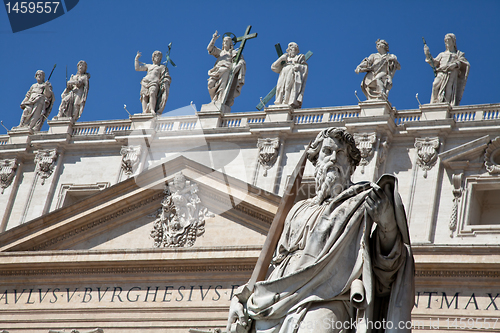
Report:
120,145,142,176
257,138,280,176
484,137,500,175
0,159,18,194
415,137,440,178
35,149,58,185
150,172,213,247
354,132,376,174
449,173,463,238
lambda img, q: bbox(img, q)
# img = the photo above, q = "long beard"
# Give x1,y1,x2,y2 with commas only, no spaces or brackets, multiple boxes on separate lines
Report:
314,161,347,204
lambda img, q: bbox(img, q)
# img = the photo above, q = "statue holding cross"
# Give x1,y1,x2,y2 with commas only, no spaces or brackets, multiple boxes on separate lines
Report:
203,26,257,113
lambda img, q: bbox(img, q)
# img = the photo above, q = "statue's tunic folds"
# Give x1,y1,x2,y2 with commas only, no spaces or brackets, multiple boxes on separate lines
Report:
431,50,469,106
271,53,308,108
247,175,414,333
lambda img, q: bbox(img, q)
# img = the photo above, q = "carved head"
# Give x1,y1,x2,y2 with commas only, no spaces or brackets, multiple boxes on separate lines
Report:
444,33,457,52
222,36,234,51
287,42,299,56
77,60,87,74
34,70,45,83
308,128,361,203
152,50,163,65
173,172,186,191
376,39,389,54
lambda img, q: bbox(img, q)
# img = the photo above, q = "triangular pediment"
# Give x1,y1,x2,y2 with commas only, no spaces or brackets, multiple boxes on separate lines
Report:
439,135,491,170
0,156,280,252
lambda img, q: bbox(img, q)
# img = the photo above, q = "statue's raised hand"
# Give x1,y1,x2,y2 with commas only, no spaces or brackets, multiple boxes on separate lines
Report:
136,51,142,59
366,183,396,232
212,30,220,41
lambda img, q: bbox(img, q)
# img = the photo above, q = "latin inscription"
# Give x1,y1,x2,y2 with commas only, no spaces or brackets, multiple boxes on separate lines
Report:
0,284,241,306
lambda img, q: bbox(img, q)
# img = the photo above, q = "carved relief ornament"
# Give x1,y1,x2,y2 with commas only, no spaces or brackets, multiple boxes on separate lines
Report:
34,149,58,185
150,172,213,247
257,138,280,177
0,159,18,194
449,173,463,238
484,136,500,175
353,132,376,174
415,137,440,178
120,145,142,176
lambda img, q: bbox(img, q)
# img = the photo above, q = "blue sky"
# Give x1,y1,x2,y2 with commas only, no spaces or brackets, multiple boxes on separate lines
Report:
1,0,499,133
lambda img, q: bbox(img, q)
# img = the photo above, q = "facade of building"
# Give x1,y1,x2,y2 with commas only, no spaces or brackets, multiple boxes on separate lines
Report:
1,101,500,332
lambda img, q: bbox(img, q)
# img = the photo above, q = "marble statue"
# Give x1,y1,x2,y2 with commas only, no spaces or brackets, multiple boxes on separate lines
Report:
355,39,400,101
19,70,55,131
424,33,469,106
135,50,171,115
271,42,308,108
207,31,246,108
56,60,90,121
227,127,414,333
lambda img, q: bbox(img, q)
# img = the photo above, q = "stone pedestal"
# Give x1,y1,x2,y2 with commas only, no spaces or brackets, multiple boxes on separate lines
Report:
7,127,32,145
200,102,230,114
264,105,292,123
47,117,74,135
420,103,452,120
130,113,155,130
358,100,393,117
196,111,221,129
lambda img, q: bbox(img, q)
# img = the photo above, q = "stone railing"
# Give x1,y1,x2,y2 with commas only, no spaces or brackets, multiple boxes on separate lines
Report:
220,112,266,128
451,104,500,122
72,120,132,136
156,116,199,132
293,106,361,124
0,136,9,145
394,109,421,125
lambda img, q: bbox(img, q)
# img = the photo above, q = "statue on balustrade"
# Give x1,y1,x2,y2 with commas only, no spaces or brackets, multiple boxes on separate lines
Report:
271,42,308,109
424,33,469,106
135,50,170,115
18,70,55,131
56,60,90,121
207,30,246,109
226,127,414,333
355,39,400,101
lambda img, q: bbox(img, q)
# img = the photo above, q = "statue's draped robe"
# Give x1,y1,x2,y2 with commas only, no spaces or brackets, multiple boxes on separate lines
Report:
357,53,400,100
271,53,308,108
20,82,54,131
59,73,90,120
208,46,246,107
430,50,469,106
247,175,414,333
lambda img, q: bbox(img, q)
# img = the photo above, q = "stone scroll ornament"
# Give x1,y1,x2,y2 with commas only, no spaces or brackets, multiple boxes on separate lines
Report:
0,159,18,194
484,136,500,175
34,149,58,185
353,133,376,174
150,173,214,247
449,173,463,238
415,137,440,178
120,145,142,176
257,138,280,177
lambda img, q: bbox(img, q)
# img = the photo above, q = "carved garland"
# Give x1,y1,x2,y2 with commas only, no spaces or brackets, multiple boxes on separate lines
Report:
257,138,280,177
449,173,463,238
151,172,214,248
415,137,440,178
353,132,376,174
0,159,18,194
120,145,142,176
35,149,58,185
